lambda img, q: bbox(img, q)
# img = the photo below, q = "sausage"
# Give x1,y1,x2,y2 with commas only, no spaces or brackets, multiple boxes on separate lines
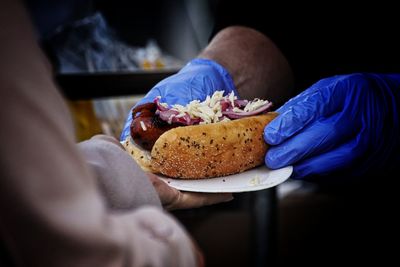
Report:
130,103,176,150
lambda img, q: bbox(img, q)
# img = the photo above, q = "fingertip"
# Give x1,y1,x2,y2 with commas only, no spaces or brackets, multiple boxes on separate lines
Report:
224,193,234,202
207,193,234,205
265,148,283,169
264,125,281,145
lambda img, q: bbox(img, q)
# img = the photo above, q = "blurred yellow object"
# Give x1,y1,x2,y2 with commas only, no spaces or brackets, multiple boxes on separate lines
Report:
141,59,152,70
67,100,103,141
141,58,165,70
155,58,165,68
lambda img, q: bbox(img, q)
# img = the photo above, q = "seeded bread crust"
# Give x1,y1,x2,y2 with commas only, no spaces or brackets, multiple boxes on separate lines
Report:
124,112,278,179
123,138,155,172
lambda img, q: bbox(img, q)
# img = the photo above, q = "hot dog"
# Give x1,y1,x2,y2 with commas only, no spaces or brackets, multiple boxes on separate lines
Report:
123,91,277,179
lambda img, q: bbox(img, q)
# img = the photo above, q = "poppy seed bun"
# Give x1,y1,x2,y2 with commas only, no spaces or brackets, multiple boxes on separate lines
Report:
124,112,278,179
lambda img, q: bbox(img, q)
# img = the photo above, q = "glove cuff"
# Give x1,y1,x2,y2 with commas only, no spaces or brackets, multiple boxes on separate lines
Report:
186,58,239,97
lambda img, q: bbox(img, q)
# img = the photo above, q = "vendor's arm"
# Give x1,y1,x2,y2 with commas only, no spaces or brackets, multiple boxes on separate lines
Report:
199,26,294,105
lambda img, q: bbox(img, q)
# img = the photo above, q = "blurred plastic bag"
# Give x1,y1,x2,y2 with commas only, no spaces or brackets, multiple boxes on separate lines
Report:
47,12,140,73
47,12,182,73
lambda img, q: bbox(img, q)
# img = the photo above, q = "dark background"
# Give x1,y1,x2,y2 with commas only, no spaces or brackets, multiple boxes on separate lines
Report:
23,1,400,266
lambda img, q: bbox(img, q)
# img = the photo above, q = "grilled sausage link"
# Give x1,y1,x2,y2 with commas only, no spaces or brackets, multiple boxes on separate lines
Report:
130,103,176,150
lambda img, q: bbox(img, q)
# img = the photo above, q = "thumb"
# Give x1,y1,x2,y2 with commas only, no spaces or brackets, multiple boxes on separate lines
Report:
166,192,234,211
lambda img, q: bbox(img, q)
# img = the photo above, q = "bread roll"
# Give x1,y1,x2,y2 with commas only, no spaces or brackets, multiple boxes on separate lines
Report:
124,112,278,179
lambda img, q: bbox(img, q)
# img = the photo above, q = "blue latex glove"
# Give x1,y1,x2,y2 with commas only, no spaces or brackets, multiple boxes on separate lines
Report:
264,73,400,181
120,58,237,140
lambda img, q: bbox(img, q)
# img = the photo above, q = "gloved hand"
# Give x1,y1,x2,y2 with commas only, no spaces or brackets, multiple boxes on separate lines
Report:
120,58,237,140
264,73,400,181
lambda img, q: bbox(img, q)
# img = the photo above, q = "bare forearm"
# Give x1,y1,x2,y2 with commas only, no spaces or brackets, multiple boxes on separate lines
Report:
199,26,294,105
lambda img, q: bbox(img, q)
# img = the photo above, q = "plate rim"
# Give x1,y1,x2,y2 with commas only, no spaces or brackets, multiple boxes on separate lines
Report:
158,165,293,193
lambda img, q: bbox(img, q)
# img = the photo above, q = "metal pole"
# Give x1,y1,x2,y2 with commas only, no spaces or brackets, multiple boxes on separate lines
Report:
252,187,277,267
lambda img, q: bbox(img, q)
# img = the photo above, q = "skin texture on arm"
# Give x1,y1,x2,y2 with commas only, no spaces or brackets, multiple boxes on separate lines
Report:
199,26,294,106
0,1,199,266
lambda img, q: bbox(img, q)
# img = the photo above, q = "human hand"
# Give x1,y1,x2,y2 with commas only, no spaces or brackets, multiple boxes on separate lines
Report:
264,73,400,180
120,58,236,140
147,173,234,210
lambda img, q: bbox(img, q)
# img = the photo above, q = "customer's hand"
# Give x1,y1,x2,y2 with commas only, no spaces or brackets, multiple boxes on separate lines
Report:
264,73,400,180
120,58,236,140
147,173,233,210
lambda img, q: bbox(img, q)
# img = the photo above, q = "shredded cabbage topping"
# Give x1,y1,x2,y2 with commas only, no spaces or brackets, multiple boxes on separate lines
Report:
155,91,273,125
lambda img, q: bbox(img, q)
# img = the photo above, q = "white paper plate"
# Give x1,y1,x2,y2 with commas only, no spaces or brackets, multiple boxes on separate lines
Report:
157,165,293,193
